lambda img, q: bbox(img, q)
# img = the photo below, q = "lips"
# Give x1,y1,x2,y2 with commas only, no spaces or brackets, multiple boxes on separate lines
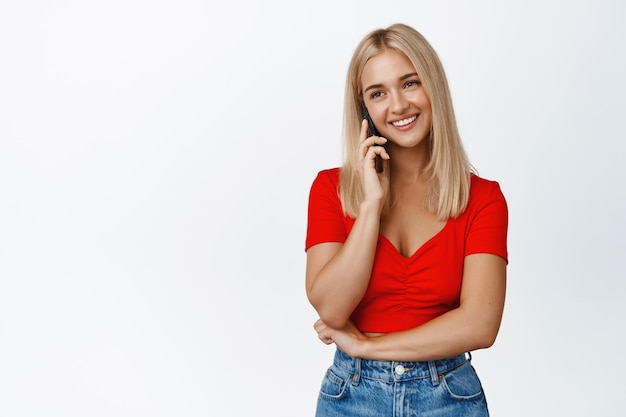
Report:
391,115,417,127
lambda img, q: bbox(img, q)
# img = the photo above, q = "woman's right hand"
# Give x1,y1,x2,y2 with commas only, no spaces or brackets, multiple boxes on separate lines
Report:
305,120,389,329
357,119,390,205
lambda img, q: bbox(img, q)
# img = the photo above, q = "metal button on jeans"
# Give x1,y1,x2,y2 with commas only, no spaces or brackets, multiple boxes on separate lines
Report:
394,365,405,375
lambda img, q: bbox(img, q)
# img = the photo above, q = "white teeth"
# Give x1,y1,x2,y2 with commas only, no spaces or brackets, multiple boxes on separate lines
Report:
392,115,417,127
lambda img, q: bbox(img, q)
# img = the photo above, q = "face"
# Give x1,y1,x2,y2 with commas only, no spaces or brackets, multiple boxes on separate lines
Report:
361,49,432,149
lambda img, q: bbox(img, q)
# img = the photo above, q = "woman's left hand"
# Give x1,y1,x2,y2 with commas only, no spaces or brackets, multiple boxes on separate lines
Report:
314,319,368,357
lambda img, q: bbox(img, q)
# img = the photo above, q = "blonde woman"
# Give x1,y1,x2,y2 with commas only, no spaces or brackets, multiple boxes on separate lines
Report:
305,23,508,416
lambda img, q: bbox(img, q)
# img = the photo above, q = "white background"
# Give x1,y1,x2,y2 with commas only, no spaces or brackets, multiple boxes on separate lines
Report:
1,1,625,416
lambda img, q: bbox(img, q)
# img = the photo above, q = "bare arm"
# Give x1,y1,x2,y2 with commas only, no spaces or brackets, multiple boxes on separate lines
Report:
306,200,381,329
314,253,507,361
306,120,389,329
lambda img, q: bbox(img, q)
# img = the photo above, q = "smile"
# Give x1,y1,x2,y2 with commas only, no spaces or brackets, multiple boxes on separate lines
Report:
391,115,417,127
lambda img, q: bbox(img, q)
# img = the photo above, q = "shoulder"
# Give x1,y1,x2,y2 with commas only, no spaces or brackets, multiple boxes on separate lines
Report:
469,173,506,203
464,173,508,220
463,173,509,262
313,167,341,184
306,168,348,250
310,167,342,194
464,173,508,225
470,173,502,192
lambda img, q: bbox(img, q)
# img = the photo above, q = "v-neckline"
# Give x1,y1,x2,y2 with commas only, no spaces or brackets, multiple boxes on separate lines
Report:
378,219,451,260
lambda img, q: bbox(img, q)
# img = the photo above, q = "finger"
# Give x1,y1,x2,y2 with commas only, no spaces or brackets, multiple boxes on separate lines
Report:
359,118,369,142
314,320,329,339
315,323,334,344
359,136,387,161
373,136,388,147
364,139,389,163
318,333,334,345
372,142,390,160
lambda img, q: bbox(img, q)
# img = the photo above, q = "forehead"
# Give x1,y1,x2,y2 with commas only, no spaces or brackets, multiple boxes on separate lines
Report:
361,49,416,86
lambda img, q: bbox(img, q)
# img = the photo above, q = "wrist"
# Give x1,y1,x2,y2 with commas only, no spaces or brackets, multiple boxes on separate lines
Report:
354,335,374,359
359,198,384,218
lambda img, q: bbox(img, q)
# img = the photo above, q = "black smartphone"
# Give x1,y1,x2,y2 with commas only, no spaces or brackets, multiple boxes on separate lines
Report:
363,105,384,173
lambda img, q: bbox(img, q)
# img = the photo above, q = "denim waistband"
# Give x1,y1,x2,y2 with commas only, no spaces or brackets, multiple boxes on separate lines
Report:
332,348,468,384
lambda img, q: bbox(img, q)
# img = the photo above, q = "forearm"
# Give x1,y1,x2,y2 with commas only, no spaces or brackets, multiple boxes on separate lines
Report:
307,201,382,328
357,305,502,362
348,254,506,361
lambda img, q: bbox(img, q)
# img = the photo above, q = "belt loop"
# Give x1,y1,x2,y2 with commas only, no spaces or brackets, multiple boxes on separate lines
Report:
466,351,472,362
428,361,440,386
351,357,362,386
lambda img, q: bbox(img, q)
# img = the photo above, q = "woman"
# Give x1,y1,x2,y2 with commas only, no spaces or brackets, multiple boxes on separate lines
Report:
305,23,508,416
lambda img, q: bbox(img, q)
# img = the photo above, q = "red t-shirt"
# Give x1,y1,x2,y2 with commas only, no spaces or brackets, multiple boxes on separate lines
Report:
305,168,508,333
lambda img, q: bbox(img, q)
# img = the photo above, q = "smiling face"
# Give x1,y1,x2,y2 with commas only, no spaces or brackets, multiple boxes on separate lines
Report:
361,49,432,151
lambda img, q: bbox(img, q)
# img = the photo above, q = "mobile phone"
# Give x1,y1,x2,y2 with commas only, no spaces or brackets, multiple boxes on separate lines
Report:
363,105,384,173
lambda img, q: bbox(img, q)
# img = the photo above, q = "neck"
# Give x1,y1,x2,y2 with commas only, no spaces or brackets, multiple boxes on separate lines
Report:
387,142,430,186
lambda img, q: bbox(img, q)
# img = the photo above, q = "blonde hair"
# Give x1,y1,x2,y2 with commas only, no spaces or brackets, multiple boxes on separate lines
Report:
339,23,473,220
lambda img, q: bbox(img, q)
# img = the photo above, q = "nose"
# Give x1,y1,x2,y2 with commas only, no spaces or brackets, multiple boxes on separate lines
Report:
389,91,409,114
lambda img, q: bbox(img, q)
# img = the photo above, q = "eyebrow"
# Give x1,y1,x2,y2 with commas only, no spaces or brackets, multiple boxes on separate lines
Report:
363,72,419,94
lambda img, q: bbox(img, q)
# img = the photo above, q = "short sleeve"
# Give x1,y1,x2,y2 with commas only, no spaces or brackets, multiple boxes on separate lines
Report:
465,178,509,263
305,169,348,251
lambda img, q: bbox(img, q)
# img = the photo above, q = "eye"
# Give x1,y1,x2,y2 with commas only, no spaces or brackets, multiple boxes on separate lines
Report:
404,80,421,88
369,90,384,99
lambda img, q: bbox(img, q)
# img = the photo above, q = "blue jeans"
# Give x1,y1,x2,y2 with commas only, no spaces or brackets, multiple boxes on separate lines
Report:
315,348,489,417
